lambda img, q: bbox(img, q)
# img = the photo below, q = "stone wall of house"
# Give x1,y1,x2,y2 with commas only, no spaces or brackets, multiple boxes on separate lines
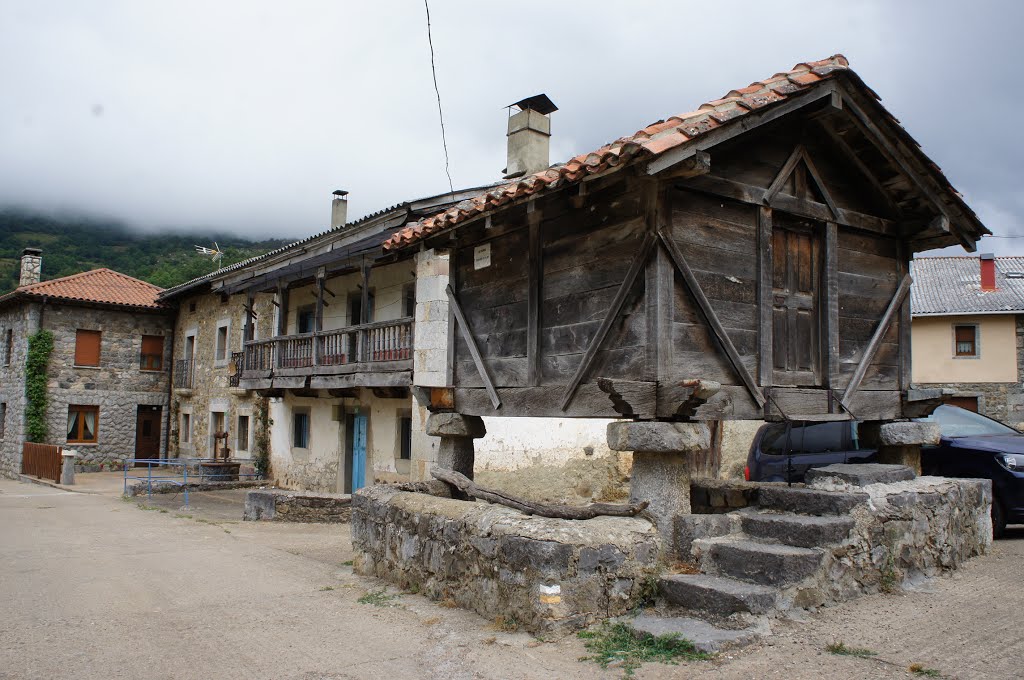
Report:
0,302,38,477
170,289,275,460
42,303,174,465
352,485,661,633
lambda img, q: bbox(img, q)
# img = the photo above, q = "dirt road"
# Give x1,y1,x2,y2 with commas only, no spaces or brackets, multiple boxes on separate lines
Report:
1,478,1020,679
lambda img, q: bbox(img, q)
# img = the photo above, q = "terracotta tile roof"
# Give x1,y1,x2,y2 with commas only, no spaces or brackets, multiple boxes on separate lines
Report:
0,268,166,310
911,257,1024,315
383,54,979,252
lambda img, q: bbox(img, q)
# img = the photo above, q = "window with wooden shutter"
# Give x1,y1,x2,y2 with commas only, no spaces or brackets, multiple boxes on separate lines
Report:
74,330,102,366
140,335,164,370
954,325,977,357
67,405,99,443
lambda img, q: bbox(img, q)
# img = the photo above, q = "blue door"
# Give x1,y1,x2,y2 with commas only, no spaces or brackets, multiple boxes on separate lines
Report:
352,414,367,491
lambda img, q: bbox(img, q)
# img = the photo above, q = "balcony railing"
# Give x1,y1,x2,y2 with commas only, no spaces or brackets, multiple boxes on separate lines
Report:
241,317,413,374
174,358,194,389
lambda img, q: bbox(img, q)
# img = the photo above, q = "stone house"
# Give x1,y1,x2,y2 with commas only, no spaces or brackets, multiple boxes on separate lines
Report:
911,254,1024,425
0,249,174,476
157,277,276,466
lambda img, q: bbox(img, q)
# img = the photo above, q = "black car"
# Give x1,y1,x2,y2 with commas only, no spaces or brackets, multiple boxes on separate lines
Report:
745,405,1024,537
917,405,1024,538
744,420,876,483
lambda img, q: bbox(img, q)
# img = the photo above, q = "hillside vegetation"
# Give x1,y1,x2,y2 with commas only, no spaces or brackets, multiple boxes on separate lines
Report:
0,211,292,293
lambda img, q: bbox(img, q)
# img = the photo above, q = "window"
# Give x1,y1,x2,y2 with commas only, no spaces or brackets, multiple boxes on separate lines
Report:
181,413,191,443
0,402,6,438
215,323,229,362
293,410,310,448
349,291,375,325
67,405,99,443
398,413,412,460
3,328,11,366
761,422,847,456
297,306,315,334
403,284,416,318
140,335,164,370
237,415,250,452
955,325,977,357
74,329,101,366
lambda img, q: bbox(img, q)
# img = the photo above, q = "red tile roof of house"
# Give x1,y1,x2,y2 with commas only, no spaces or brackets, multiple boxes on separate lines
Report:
0,268,166,310
383,54,978,252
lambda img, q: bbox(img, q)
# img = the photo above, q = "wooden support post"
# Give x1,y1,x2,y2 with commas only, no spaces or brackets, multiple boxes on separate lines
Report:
313,269,325,366
841,273,913,410
446,284,501,410
757,206,773,393
897,244,912,392
276,282,289,337
645,187,673,383
244,290,255,343
824,221,840,400
558,231,657,411
527,204,542,387
360,258,371,324
658,230,766,408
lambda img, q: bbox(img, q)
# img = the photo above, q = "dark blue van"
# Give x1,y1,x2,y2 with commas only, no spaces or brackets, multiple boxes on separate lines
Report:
744,420,875,484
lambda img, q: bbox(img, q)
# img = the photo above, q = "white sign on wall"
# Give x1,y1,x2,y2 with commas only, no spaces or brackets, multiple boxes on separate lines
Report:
474,243,491,270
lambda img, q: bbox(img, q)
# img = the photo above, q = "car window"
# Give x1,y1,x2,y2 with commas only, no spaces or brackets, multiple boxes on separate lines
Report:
761,422,847,455
916,404,1018,438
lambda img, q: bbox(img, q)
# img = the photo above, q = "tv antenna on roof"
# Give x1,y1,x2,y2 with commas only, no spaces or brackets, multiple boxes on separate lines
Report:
194,242,225,269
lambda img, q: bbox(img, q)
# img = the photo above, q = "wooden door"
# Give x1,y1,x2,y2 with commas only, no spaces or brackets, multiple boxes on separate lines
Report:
134,406,162,465
772,222,822,386
946,396,979,413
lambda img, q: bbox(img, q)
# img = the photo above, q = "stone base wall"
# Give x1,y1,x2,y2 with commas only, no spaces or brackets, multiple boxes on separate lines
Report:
352,485,661,633
244,489,352,523
915,381,1024,428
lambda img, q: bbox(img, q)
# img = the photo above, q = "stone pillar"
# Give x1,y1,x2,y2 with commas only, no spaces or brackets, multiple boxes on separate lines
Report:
61,449,76,486
864,422,940,476
410,248,451,481
426,412,485,480
607,421,711,551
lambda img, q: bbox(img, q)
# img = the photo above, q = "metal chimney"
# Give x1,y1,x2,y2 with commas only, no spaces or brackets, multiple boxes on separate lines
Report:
504,94,557,179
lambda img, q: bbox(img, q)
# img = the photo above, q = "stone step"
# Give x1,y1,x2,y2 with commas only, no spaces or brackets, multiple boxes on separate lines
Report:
660,573,778,617
627,614,761,654
757,485,868,516
708,539,824,587
740,511,855,548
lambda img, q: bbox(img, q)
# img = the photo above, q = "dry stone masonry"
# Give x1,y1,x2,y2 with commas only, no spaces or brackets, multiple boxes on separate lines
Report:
244,489,352,523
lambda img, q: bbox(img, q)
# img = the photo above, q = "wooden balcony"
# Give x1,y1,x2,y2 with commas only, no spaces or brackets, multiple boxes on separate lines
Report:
238,317,413,390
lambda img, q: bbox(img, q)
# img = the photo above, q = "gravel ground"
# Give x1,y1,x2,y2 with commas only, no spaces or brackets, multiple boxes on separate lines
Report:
0,477,1020,679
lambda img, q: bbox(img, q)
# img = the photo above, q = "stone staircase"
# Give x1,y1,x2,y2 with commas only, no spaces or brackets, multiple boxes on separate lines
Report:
628,485,866,653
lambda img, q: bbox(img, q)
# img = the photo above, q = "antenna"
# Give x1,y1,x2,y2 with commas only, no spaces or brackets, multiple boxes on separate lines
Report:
194,242,225,269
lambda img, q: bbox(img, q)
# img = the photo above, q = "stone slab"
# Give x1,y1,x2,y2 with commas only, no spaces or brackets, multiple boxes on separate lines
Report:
627,615,760,654
757,485,868,516
708,539,823,587
606,421,710,453
659,573,777,617
879,421,940,446
426,412,486,438
739,511,855,548
244,489,352,523
805,463,916,488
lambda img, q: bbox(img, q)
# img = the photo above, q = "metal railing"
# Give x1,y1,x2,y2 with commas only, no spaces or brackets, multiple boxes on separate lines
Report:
173,358,194,389
229,351,244,387
123,458,264,507
241,317,413,374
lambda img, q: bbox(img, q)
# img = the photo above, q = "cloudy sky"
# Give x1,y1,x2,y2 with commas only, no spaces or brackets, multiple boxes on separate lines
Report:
1,0,1021,255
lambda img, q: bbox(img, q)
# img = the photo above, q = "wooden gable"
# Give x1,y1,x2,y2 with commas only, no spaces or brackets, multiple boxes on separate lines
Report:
425,78,977,423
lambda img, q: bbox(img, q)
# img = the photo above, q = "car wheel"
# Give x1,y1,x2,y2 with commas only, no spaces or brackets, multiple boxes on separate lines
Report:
992,497,1007,540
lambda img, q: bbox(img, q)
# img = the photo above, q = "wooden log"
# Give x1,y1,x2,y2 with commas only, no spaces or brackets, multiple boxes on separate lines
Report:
430,468,649,520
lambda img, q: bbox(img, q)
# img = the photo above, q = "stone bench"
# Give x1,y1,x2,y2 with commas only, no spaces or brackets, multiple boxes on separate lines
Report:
243,489,352,523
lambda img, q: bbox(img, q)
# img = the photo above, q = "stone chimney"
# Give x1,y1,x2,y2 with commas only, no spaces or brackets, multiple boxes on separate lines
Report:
19,248,42,287
504,94,558,179
331,189,349,229
980,252,996,291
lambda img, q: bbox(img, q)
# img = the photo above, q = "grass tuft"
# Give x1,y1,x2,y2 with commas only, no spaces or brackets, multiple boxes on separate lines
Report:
826,641,877,658
357,588,398,607
578,622,710,677
909,663,941,677
319,585,335,592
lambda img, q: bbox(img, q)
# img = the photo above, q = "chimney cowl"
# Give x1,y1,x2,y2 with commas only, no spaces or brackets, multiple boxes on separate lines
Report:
980,252,997,292
504,94,557,179
19,248,42,287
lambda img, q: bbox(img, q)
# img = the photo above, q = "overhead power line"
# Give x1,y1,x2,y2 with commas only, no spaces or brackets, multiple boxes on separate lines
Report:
423,0,455,196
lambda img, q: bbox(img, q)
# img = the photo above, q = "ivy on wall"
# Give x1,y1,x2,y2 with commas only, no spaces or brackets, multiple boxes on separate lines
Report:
25,329,54,443
253,396,272,479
